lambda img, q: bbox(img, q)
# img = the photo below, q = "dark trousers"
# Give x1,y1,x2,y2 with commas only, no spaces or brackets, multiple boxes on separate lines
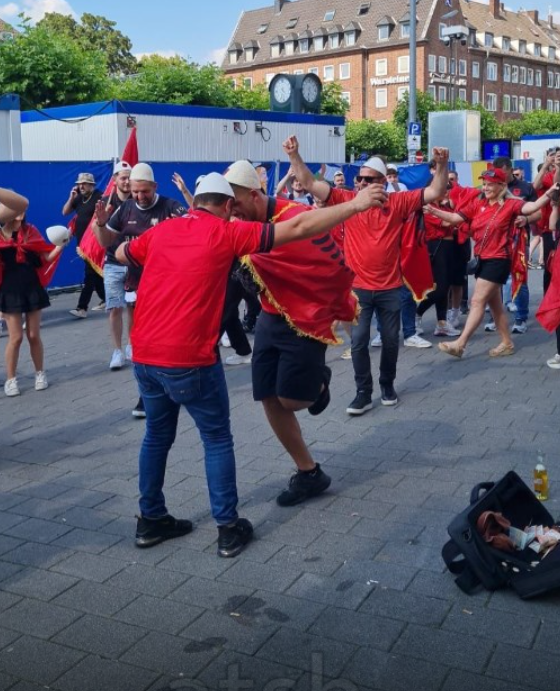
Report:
417,240,455,321
351,287,401,394
77,261,105,311
220,275,252,356
244,292,261,325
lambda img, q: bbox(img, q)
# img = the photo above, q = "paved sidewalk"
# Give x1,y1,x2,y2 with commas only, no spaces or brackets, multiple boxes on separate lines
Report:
1,272,559,691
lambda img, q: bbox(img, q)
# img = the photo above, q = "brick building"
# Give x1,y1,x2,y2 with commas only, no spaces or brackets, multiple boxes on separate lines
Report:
222,0,560,122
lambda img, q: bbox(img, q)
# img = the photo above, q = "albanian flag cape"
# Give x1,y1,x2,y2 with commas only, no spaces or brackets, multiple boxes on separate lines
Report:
401,211,436,303
511,226,528,302
0,223,61,288
243,199,358,344
77,127,139,275
536,246,560,332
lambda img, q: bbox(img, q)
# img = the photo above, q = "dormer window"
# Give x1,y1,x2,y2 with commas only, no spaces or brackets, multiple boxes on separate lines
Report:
243,40,258,62
324,10,335,21
377,16,395,42
284,33,297,55
298,29,312,54
401,22,410,38
344,22,360,46
257,23,268,34
313,28,327,51
519,39,526,54
328,25,342,49
484,32,494,47
358,3,370,16
270,35,283,58
285,17,298,30
502,36,510,50
228,43,242,65
549,46,556,60
469,29,476,47
534,43,542,57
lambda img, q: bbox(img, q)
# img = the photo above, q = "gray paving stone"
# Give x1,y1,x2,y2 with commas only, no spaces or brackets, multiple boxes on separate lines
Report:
0,671,17,691
218,559,302,594
51,527,123,554
197,650,303,690
1,566,78,601
55,655,160,691
486,643,560,690
359,587,451,626
3,517,73,543
52,613,147,658
373,541,446,573
442,604,541,648
157,547,236,579
441,669,537,691
168,576,254,612
335,559,419,592
285,572,374,610
52,580,139,617
0,635,85,685
1,541,74,569
0,627,20,651
267,545,343,577
107,563,189,597
0,535,23,557
114,594,204,635
51,552,127,583
309,605,403,651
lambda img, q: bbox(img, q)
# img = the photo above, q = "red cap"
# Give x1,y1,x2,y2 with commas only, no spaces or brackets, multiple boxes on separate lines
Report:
479,168,507,183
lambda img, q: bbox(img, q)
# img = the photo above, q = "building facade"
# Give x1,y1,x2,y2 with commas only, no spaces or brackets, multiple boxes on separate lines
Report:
223,0,560,122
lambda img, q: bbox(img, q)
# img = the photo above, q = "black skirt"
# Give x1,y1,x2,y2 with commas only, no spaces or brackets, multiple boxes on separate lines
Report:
0,248,50,314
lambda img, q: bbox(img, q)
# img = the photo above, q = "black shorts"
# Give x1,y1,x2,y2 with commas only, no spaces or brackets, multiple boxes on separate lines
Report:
252,311,327,402
475,258,511,285
449,241,471,286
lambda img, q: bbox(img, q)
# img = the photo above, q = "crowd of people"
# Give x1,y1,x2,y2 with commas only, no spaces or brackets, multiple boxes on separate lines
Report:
1,138,559,559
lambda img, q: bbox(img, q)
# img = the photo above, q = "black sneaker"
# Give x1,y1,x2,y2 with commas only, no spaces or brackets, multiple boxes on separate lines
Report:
308,367,332,416
380,384,398,406
217,518,253,558
135,514,193,548
276,463,332,507
242,318,256,334
346,392,373,416
132,397,146,419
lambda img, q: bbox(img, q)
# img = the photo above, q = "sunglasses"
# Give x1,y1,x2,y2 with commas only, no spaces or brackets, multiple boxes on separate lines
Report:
356,175,385,183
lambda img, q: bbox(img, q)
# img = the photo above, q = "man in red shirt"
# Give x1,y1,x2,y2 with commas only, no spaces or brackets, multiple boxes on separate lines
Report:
115,172,386,556
224,160,387,506
286,136,449,414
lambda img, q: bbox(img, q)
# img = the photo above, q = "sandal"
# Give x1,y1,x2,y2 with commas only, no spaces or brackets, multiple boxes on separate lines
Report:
438,342,465,358
489,342,515,358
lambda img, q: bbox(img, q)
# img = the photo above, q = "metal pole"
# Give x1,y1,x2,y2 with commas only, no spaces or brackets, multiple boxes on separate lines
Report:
408,0,417,163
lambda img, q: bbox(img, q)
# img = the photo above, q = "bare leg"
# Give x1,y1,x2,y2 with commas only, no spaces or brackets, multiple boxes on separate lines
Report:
4,313,24,379
452,278,499,349
488,288,513,347
109,307,123,350
261,396,316,471
25,310,44,372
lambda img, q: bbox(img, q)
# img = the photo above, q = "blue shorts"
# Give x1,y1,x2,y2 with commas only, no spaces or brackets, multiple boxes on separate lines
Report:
103,263,127,310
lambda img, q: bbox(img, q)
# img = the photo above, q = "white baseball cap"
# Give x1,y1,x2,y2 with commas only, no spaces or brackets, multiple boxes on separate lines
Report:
361,157,387,177
195,174,207,188
195,172,234,198
130,163,155,183
224,160,261,190
113,160,132,175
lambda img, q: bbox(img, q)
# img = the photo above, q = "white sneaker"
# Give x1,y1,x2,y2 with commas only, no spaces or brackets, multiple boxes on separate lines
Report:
69,308,87,319
91,301,106,311
35,371,48,391
484,321,497,332
370,333,382,347
446,309,461,329
109,349,125,370
415,316,424,335
511,320,528,334
225,353,252,365
434,322,461,337
505,302,518,313
4,377,20,396
547,354,560,370
404,334,432,348
220,334,231,348
125,344,133,361
340,347,352,360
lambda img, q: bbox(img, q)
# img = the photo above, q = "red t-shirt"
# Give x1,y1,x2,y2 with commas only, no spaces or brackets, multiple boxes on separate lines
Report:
125,209,273,368
423,204,456,241
458,197,524,259
537,171,554,234
327,187,423,290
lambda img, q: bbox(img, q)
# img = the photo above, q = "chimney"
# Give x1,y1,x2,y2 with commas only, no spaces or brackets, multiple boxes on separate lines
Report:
548,12,554,28
274,0,285,12
491,0,500,19
526,9,539,23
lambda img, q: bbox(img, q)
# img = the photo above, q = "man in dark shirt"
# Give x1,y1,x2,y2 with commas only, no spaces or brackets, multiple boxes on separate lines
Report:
93,162,187,418
62,172,104,318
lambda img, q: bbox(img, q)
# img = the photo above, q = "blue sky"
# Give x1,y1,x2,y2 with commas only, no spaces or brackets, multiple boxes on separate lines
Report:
0,0,558,65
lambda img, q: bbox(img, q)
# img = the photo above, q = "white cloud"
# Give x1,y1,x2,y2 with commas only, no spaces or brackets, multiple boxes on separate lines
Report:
0,0,77,24
205,46,226,65
0,3,19,19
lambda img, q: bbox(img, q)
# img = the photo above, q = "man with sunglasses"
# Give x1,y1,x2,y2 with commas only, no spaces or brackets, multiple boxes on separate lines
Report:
285,136,449,415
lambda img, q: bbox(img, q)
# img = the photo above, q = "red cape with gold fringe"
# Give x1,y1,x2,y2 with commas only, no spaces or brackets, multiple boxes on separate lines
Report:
76,128,139,275
244,198,359,345
0,223,61,288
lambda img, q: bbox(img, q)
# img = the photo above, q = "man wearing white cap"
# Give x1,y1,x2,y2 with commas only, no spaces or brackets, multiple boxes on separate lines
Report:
62,172,104,318
114,171,386,555
94,162,187,417
224,159,387,506
285,135,449,415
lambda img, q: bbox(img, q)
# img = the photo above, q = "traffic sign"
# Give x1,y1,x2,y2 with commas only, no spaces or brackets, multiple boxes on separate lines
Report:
408,122,422,136
407,134,421,150
415,151,424,163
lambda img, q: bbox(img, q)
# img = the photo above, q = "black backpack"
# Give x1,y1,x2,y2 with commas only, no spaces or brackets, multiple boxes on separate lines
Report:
442,471,560,599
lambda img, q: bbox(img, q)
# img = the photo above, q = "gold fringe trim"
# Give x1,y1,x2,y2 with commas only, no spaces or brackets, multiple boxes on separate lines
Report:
76,246,104,277
403,277,437,304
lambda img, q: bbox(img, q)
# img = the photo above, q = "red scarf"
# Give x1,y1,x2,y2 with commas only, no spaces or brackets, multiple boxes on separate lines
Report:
77,127,139,275
245,198,358,344
536,246,560,332
0,223,59,288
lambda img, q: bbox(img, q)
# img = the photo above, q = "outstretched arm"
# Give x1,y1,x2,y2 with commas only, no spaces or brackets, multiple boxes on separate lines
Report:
172,172,194,207
423,204,463,226
423,148,450,204
521,183,560,216
0,188,28,224
284,135,332,202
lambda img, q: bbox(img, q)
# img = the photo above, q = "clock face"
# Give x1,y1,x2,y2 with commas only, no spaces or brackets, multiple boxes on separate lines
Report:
273,76,292,104
302,76,319,103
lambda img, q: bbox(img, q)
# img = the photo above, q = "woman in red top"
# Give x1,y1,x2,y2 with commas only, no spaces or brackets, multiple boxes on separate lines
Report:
426,168,558,358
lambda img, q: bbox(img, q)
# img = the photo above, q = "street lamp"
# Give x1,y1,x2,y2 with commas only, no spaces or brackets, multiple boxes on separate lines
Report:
441,25,469,105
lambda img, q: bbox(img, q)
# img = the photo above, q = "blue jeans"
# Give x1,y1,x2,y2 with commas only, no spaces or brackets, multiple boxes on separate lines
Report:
376,286,416,339
134,362,238,525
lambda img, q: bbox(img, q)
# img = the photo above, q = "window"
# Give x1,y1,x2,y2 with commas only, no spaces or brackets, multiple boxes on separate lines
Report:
339,63,350,80
527,97,533,112
401,22,410,39
520,66,526,84
556,73,560,89
299,38,309,53
469,29,476,47
458,88,467,101
450,58,456,76
398,55,410,74
485,32,494,47
376,58,387,76
324,10,335,21
245,47,256,61
472,61,480,78
308,67,319,75
534,43,541,57
243,77,253,89
293,69,303,75
549,46,556,60
547,99,553,111
536,70,542,87
519,40,526,55
503,95,511,112
358,3,370,16
228,51,239,65
503,64,511,82
376,88,388,108
428,85,437,99
528,68,534,85
459,59,467,76
535,98,542,110
472,90,480,105
341,91,351,104
271,44,281,58
265,73,274,85
512,65,519,83
378,25,390,41
502,36,510,50
487,62,497,80
511,95,518,113
519,96,526,113
257,23,269,34
323,65,334,81
555,101,560,113
438,86,447,102
284,41,294,56
438,55,447,73
346,31,356,46
548,71,554,88
314,36,324,51
329,33,340,49
286,17,298,29
397,86,409,100
428,54,436,72
486,93,497,111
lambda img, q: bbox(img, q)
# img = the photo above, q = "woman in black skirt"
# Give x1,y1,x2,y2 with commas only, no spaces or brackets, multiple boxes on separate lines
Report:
0,193,65,396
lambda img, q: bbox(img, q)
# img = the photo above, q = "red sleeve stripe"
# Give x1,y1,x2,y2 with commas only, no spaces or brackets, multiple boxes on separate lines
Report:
259,223,275,253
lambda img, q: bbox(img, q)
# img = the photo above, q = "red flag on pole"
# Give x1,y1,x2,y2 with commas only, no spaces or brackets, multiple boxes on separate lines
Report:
76,128,139,275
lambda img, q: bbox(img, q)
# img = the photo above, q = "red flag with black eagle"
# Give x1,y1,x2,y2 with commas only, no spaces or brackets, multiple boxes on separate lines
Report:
76,127,139,275
0,223,62,288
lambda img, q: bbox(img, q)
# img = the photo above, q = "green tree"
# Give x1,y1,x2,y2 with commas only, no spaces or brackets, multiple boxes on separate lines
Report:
37,12,136,75
345,119,406,160
230,80,270,110
320,81,350,116
499,110,560,140
0,18,110,109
